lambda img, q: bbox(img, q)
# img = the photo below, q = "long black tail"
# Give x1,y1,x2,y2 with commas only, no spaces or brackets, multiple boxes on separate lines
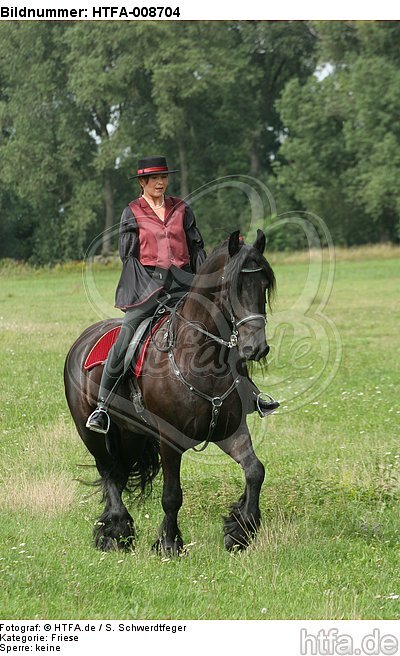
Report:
126,433,160,497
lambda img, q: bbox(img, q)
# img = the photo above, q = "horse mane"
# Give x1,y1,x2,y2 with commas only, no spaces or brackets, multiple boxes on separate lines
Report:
195,237,276,309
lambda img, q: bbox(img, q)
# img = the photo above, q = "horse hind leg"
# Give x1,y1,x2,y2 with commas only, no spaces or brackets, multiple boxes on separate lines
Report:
218,428,265,551
89,427,136,551
77,415,160,551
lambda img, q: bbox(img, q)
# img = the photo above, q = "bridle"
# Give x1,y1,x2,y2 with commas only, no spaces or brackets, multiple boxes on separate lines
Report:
162,264,267,451
175,265,266,349
223,265,266,333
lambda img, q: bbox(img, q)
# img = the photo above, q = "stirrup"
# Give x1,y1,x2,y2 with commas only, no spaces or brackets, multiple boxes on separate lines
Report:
256,392,280,418
86,407,111,434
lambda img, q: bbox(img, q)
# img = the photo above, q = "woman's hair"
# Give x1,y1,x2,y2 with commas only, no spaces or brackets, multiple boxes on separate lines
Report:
138,176,149,194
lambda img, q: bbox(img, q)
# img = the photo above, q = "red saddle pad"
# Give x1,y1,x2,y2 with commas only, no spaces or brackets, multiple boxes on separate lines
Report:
83,316,169,375
83,326,121,370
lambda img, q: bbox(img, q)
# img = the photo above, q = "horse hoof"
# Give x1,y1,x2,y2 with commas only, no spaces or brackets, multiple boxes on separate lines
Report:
224,533,248,551
95,531,135,552
223,508,260,551
152,538,184,557
95,535,134,552
95,536,120,552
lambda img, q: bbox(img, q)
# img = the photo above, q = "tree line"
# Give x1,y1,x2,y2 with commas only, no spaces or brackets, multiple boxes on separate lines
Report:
0,20,399,263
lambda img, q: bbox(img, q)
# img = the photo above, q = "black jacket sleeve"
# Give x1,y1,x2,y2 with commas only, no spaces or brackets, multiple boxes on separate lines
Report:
115,206,162,310
118,205,139,262
184,204,207,273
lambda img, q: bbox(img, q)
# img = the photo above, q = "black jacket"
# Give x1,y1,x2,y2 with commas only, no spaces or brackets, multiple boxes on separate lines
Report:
115,198,206,310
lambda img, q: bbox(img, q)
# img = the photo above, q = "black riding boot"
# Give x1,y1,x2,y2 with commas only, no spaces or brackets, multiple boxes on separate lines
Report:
86,297,162,434
254,392,280,417
86,326,134,434
241,368,280,418
86,359,126,434
245,377,279,417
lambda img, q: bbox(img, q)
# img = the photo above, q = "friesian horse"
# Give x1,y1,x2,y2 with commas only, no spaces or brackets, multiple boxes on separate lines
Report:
64,230,276,553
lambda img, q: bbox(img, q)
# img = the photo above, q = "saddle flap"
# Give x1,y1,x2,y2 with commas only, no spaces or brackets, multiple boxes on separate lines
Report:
123,317,153,374
135,315,169,378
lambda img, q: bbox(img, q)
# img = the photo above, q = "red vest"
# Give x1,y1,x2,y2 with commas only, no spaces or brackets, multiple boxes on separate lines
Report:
129,196,190,269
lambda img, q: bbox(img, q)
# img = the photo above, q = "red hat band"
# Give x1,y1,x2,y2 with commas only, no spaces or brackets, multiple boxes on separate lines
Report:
137,166,169,175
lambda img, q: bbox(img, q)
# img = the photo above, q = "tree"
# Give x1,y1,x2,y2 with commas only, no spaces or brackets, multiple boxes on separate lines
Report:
2,20,397,263
276,74,358,244
133,22,242,198
0,22,96,262
233,21,316,175
276,21,400,244
64,22,158,254
135,22,317,246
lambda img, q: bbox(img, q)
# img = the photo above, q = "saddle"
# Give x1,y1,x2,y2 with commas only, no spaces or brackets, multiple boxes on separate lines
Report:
83,314,169,378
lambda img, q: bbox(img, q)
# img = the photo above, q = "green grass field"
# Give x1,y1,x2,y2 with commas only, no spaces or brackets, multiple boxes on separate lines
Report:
0,248,399,620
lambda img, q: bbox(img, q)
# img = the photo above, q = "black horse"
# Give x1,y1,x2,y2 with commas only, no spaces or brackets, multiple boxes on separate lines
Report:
64,230,276,553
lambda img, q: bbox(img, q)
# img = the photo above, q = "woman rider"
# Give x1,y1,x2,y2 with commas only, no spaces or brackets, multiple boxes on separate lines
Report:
86,156,279,433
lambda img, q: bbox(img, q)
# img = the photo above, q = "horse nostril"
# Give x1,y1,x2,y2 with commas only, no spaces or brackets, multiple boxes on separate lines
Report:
264,345,270,356
242,346,253,358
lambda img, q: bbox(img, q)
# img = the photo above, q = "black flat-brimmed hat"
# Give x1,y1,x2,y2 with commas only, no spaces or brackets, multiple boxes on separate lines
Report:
129,155,179,179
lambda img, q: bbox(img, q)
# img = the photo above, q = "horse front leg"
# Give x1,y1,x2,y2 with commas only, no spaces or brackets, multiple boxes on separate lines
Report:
94,458,135,552
153,439,186,556
218,428,265,551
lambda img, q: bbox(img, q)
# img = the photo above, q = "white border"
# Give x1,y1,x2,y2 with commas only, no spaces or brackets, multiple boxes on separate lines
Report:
0,0,398,20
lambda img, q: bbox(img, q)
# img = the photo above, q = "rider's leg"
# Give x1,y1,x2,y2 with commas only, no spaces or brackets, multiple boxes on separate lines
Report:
86,296,160,433
244,374,280,417
252,387,280,417
229,357,279,419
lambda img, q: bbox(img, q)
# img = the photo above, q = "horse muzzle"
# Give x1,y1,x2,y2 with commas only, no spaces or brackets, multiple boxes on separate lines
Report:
241,342,270,362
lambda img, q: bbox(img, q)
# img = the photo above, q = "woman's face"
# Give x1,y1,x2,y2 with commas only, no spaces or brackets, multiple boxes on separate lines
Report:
141,174,169,199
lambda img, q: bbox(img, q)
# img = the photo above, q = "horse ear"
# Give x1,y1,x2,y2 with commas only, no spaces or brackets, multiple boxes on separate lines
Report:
228,230,241,257
253,229,266,255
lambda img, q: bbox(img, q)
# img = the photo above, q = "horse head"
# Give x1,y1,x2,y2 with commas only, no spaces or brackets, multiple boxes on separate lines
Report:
225,229,276,362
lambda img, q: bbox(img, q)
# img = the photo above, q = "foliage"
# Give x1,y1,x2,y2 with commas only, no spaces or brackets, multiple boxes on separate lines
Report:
0,23,98,262
276,21,400,244
0,21,399,263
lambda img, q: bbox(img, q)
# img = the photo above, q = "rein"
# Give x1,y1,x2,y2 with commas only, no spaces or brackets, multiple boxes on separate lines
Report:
175,312,239,349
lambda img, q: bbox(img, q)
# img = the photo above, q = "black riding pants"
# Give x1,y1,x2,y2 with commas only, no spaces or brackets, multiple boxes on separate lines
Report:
97,287,188,405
